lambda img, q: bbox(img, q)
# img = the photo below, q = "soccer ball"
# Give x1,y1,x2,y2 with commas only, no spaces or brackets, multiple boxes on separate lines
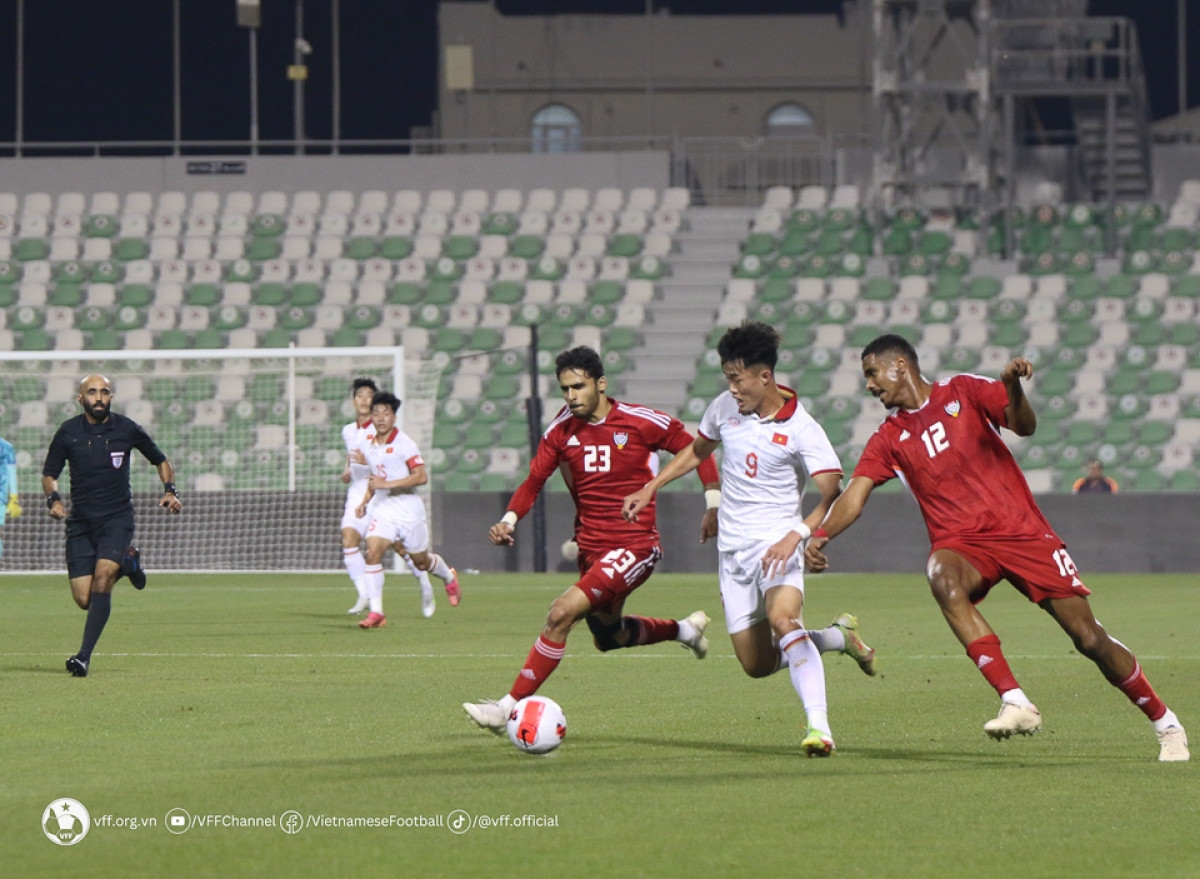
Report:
506,696,567,755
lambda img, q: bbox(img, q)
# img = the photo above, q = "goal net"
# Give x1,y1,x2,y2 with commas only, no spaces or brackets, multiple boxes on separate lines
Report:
0,346,443,572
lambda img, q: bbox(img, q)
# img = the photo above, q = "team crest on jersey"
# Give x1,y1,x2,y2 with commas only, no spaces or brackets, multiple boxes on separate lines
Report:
727,417,740,426
944,401,961,418
386,446,394,453
771,432,787,445
110,451,125,468
613,431,629,449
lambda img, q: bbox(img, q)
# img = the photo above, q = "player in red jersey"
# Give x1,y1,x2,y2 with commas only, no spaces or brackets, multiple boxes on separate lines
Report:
463,346,720,733
803,334,1189,762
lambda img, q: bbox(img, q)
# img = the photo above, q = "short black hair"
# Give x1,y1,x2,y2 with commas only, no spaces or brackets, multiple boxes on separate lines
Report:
861,333,920,369
370,390,402,413
352,377,378,395
717,320,780,372
554,346,605,380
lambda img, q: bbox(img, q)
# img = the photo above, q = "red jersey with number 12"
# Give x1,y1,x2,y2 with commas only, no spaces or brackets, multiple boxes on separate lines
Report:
506,400,718,555
853,374,1056,545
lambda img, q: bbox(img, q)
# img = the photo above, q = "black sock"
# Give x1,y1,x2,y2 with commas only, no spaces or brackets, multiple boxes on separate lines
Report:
78,592,112,661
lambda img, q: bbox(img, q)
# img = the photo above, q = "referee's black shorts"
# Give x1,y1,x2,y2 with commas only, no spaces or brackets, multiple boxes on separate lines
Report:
65,512,134,579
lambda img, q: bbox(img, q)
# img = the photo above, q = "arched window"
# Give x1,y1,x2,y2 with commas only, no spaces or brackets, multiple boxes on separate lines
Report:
766,103,814,137
532,104,582,153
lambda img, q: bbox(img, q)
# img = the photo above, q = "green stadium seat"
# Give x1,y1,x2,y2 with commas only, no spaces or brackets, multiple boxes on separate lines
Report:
487,280,524,305
91,260,124,283
84,214,118,237
89,328,122,350
186,284,221,307
331,327,365,347
157,329,189,349
192,328,226,349
247,237,282,261
378,236,413,260
343,237,377,260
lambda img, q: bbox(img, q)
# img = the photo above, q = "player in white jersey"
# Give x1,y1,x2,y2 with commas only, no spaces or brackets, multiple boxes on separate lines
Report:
353,390,460,628
624,320,876,757
339,378,435,616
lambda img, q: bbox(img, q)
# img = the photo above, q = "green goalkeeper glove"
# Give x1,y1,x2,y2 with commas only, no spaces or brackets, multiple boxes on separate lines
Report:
6,494,21,519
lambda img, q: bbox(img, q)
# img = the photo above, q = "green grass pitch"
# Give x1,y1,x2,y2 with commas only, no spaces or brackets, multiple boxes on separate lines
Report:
4,570,1197,878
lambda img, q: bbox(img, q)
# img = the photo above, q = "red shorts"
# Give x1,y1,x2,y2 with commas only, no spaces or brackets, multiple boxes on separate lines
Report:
932,534,1092,605
574,544,663,612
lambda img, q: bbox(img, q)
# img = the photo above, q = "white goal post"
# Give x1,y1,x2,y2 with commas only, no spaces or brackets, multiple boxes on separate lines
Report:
0,346,443,573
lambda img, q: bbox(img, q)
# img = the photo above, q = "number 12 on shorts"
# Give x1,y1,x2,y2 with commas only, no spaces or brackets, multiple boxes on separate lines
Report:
1052,548,1078,578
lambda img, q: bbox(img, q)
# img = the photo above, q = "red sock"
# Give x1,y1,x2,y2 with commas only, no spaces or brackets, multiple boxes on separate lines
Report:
965,635,1021,697
1114,661,1167,721
625,616,679,646
509,635,566,701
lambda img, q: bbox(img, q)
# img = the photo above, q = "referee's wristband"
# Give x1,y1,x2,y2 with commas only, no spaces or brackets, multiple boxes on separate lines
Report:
162,482,179,497
46,491,62,509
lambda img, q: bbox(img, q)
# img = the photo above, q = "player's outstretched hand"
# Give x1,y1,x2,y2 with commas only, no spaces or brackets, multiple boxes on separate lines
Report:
489,521,515,546
700,508,718,543
622,487,653,523
803,537,830,573
160,492,182,514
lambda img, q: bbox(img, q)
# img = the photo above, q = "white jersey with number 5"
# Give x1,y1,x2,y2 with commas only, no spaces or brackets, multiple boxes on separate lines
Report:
360,426,427,524
697,389,842,552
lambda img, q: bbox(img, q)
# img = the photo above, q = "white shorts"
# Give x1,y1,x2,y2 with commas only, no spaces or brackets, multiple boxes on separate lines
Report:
719,537,806,635
341,495,369,536
365,513,431,555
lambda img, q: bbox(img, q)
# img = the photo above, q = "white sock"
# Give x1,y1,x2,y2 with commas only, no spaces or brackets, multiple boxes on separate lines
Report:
779,628,829,732
428,553,453,582
498,693,517,713
808,625,846,655
364,564,385,615
1154,709,1181,733
404,555,433,595
999,688,1033,708
344,547,366,595
675,617,696,643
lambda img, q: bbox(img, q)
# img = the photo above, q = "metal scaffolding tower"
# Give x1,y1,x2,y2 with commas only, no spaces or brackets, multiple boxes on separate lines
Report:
872,0,992,214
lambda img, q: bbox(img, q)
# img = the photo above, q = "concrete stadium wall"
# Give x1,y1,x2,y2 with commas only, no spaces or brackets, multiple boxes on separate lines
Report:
4,491,1193,575
434,491,1199,577
0,151,669,198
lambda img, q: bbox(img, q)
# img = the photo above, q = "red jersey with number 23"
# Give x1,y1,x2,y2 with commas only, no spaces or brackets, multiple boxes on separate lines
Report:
853,374,1057,546
506,400,718,555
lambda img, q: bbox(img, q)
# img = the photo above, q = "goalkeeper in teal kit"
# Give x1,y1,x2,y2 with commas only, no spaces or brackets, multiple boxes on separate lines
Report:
0,435,22,556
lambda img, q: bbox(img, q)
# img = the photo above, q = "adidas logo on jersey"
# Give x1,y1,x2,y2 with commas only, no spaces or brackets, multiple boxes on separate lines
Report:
567,436,581,447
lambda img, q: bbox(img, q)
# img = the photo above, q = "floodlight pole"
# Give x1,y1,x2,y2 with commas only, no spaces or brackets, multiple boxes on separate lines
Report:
173,0,181,152
15,0,23,156
527,326,546,573
294,0,306,154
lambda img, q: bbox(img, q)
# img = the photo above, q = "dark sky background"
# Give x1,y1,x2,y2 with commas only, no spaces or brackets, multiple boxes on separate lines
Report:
0,0,1193,147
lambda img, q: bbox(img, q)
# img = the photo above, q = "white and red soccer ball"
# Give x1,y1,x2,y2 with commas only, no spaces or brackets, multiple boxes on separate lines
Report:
506,696,567,754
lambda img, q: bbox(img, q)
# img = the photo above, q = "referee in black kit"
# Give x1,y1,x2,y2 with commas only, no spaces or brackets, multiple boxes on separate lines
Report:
42,374,183,677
